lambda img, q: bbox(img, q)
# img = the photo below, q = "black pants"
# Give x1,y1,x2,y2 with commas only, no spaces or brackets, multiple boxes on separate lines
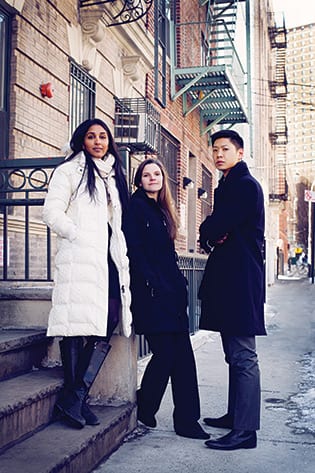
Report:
221,334,261,431
139,331,201,428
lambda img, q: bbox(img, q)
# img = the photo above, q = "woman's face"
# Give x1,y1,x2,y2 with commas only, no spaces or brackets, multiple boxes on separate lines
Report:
140,163,163,200
83,124,109,159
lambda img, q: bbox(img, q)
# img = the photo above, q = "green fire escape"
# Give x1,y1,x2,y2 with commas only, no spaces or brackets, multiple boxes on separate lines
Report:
170,0,250,135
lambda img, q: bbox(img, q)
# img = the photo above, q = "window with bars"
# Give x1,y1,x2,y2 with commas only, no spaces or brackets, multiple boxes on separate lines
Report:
201,165,213,222
154,0,172,107
159,128,179,204
69,61,96,136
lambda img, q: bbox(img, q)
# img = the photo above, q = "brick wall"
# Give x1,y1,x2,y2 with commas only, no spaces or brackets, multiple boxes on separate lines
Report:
5,0,216,277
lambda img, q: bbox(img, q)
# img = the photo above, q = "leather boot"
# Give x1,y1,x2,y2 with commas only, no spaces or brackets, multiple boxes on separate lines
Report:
53,337,83,420
62,340,111,429
203,413,233,429
55,337,100,426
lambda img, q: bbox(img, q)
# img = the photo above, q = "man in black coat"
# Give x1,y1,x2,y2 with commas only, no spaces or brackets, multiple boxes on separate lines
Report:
198,129,266,450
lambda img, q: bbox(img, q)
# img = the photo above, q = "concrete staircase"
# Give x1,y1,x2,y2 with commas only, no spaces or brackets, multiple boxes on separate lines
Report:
0,328,136,473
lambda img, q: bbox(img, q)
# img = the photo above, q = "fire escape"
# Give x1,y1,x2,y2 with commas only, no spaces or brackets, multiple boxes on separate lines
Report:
170,0,249,135
269,15,288,201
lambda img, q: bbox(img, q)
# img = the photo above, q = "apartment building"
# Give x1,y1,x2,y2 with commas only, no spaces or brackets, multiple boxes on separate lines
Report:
285,23,315,259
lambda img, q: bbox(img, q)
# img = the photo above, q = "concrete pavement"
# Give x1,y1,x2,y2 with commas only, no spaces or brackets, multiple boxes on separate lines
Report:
93,278,315,473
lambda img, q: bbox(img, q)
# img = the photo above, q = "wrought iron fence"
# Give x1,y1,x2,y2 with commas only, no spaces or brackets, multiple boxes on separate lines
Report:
0,158,207,357
0,157,63,281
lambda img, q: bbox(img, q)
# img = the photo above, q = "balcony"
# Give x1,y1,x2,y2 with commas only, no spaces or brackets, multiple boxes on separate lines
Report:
79,0,153,27
170,0,248,135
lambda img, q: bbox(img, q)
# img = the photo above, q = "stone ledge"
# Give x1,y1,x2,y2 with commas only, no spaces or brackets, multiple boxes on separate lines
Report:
0,283,53,301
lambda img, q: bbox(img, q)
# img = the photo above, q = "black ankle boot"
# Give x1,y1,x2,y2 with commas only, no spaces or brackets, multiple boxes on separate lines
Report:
203,413,233,429
175,422,210,440
82,402,100,425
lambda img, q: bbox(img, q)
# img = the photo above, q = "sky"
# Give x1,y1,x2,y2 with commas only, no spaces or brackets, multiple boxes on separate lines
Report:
272,0,315,28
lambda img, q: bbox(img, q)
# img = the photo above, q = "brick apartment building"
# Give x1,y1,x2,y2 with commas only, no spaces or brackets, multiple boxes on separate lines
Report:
0,0,256,268
285,23,315,261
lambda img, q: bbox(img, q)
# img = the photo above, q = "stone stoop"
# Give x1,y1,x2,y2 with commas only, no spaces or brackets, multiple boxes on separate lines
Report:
0,329,136,472
0,329,49,380
0,405,136,473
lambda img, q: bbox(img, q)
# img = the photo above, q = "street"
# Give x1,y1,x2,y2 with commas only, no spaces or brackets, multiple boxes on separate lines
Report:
93,278,315,473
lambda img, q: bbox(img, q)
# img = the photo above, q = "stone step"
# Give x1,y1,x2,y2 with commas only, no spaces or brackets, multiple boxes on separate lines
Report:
0,367,62,451
0,404,135,473
0,329,49,380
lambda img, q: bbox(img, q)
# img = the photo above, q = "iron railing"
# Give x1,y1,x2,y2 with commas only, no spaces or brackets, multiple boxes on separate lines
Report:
0,157,63,281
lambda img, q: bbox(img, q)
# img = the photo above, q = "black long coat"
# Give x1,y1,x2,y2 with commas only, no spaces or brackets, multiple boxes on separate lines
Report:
124,188,189,335
198,161,266,336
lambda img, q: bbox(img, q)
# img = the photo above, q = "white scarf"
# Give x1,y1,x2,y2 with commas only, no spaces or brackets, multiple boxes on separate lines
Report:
93,154,132,338
93,154,115,217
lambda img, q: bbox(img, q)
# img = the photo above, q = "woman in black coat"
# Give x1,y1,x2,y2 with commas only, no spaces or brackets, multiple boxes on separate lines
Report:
124,158,209,440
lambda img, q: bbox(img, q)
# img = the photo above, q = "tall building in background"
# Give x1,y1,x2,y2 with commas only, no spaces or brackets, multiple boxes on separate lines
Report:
286,23,315,257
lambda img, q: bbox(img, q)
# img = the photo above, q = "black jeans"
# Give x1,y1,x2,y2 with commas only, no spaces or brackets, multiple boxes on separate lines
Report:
139,331,201,428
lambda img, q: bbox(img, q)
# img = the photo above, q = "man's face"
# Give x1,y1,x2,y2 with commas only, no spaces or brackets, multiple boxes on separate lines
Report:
212,138,243,176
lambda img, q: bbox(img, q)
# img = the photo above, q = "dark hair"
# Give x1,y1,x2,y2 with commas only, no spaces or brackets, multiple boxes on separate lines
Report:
134,158,178,240
211,129,244,150
63,118,129,212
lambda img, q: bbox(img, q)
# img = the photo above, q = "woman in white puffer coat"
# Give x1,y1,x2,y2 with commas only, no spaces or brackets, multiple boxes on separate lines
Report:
43,118,132,429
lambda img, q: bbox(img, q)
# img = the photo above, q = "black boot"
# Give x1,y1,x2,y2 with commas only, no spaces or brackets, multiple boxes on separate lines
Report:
53,337,83,420
62,340,111,429
55,337,101,426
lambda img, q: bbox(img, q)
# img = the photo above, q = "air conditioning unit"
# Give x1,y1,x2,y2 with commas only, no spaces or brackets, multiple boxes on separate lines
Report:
114,97,160,153
115,112,146,144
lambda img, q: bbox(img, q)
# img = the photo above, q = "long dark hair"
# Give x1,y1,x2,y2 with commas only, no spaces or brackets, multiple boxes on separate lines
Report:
62,118,129,212
134,158,178,240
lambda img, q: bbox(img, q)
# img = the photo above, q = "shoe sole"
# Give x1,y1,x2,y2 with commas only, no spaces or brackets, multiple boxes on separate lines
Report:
205,441,257,450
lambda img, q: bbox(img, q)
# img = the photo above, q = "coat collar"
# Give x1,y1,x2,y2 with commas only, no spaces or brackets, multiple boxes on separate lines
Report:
219,160,250,185
132,187,158,205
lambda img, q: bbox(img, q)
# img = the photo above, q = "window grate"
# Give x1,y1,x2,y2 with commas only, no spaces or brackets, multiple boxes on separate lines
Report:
69,61,96,136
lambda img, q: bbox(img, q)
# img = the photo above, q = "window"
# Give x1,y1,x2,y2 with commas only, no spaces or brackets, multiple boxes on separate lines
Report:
154,0,172,107
159,128,179,203
201,165,213,222
69,61,96,136
0,7,10,159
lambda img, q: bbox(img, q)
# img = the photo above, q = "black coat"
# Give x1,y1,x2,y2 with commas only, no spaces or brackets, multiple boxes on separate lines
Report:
198,161,266,336
124,188,188,335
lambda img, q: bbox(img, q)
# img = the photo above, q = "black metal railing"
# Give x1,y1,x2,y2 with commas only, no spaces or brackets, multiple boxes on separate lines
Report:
0,157,63,281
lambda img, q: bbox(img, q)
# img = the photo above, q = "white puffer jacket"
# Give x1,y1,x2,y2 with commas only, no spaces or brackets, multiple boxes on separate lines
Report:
42,152,132,338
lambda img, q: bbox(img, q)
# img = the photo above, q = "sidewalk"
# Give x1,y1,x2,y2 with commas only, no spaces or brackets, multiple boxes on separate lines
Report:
94,278,315,473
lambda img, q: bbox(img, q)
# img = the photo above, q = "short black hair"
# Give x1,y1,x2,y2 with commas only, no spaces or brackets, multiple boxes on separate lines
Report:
211,130,244,149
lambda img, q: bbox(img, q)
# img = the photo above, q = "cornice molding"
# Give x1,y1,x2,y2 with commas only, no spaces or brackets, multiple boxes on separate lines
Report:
3,0,25,13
